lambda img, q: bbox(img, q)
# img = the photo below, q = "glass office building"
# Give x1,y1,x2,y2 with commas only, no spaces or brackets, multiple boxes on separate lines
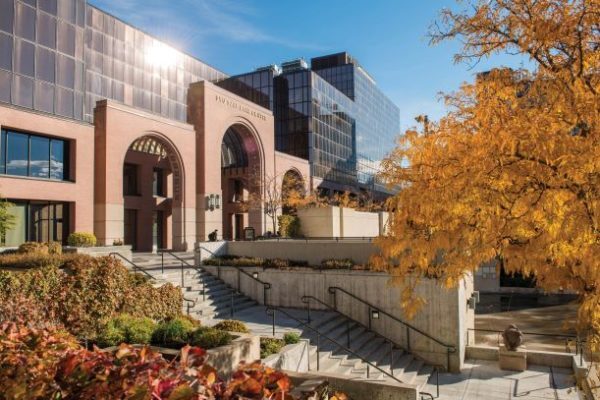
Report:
0,0,226,124
217,52,400,195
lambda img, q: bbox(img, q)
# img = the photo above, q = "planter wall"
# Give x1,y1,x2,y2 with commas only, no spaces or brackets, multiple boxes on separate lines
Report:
63,245,132,260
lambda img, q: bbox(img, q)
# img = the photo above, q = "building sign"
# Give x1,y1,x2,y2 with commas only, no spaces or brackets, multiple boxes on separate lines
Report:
215,95,267,121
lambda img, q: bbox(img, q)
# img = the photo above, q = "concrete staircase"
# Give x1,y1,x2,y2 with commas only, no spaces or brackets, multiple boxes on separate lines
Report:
129,253,436,390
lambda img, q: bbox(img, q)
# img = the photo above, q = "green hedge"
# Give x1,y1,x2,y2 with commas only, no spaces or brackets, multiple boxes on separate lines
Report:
97,314,156,347
190,326,233,349
212,320,249,333
67,232,97,247
151,317,197,348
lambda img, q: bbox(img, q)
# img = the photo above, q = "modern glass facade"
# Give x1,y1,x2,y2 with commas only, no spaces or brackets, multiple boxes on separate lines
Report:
218,52,399,194
0,0,226,124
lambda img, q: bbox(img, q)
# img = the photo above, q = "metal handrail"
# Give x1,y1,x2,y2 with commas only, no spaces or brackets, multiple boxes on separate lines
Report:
256,236,375,242
266,305,438,400
109,252,155,280
302,295,407,375
328,286,456,371
109,252,196,316
197,246,272,306
266,306,398,383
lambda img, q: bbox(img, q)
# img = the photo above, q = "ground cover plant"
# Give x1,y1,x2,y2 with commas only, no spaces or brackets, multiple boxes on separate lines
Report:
0,321,351,400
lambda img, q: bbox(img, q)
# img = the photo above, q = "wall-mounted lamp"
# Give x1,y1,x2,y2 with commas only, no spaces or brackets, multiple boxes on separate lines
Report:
252,272,259,279
206,194,221,211
371,309,380,320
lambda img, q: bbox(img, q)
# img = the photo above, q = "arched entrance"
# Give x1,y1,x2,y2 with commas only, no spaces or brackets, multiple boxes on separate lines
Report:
220,124,263,240
281,169,306,215
122,134,185,251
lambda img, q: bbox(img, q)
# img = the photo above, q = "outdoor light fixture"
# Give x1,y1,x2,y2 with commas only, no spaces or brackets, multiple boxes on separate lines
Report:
371,309,380,320
252,272,259,279
206,194,221,211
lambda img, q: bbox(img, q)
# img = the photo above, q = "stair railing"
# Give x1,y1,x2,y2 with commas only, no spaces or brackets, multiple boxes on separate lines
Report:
266,305,439,399
302,295,400,376
196,246,272,307
109,252,196,316
328,286,456,372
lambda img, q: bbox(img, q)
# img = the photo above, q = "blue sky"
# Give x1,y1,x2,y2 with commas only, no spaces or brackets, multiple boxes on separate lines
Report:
89,0,531,132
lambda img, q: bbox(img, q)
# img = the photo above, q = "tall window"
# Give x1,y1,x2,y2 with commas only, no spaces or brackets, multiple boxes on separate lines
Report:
0,129,69,180
123,163,139,196
152,168,165,197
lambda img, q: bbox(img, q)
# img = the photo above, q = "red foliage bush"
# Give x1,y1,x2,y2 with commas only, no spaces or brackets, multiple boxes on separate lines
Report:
0,322,321,400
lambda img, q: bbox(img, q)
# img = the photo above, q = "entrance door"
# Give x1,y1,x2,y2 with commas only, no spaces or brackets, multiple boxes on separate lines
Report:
124,209,137,250
234,214,244,241
153,211,164,250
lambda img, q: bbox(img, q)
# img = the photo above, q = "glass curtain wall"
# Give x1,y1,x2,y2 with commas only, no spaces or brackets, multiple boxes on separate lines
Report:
3,200,69,246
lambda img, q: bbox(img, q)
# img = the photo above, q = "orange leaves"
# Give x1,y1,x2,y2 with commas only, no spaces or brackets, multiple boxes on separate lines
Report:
375,0,600,342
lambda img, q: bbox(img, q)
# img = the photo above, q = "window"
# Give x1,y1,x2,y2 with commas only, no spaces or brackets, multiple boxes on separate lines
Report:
0,129,70,180
123,163,139,196
0,33,12,71
14,39,34,77
37,12,56,49
15,2,35,41
2,200,69,246
35,46,55,82
152,168,165,197
0,0,14,34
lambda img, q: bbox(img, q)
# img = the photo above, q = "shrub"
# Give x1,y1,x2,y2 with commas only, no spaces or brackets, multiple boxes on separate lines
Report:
264,258,289,269
151,317,196,348
0,322,335,400
97,314,156,347
47,241,62,255
320,258,355,270
212,319,249,333
283,332,301,345
67,232,97,247
278,214,301,237
0,255,183,340
17,241,49,254
190,326,233,349
260,337,285,359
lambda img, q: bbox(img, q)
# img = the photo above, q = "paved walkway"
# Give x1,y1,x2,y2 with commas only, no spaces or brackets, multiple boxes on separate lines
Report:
422,360,581,399
475,303,579,353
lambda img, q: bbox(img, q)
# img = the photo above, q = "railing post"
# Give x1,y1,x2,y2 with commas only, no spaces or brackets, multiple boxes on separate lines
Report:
368,307,372,331
272,309,276,337
346,318,350,348
367,363,370,379
317,333,320,371
237,268,241,291
447,348,451,372
436,367,440,398
161,251,164,274
202,279,205,302
406,325,410,351
181,261,184,288
390,341,394,375
306,301,311,323
230,290,234,317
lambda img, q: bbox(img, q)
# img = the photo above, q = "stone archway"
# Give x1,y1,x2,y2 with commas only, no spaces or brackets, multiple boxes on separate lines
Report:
122,134,186,251
220,123,264,240
93,100,196,250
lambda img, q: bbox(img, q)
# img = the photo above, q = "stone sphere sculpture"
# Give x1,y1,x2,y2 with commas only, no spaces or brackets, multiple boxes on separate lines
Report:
502,324,524,351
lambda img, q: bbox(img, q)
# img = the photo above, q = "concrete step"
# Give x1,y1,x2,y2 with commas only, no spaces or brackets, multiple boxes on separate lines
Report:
413,364,434,390
397,358,424,384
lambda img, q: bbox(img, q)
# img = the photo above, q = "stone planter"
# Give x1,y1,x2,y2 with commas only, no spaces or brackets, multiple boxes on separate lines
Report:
63,245,132,260
99,332,259,378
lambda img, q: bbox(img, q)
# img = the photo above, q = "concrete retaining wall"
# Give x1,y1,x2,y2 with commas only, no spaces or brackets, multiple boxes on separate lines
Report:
205,332,260,379
226,240,379,265
286,371,419,400
64,245,132,260
263,340,311,372
465,345,577,368
202,265,474,372
296,206,389,238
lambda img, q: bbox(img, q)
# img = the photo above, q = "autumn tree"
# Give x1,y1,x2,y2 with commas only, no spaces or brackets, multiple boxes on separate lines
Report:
245,169,308,234
374,0,600,346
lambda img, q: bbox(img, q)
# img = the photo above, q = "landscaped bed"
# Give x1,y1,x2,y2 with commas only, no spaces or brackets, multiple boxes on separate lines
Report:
202,255,369,271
